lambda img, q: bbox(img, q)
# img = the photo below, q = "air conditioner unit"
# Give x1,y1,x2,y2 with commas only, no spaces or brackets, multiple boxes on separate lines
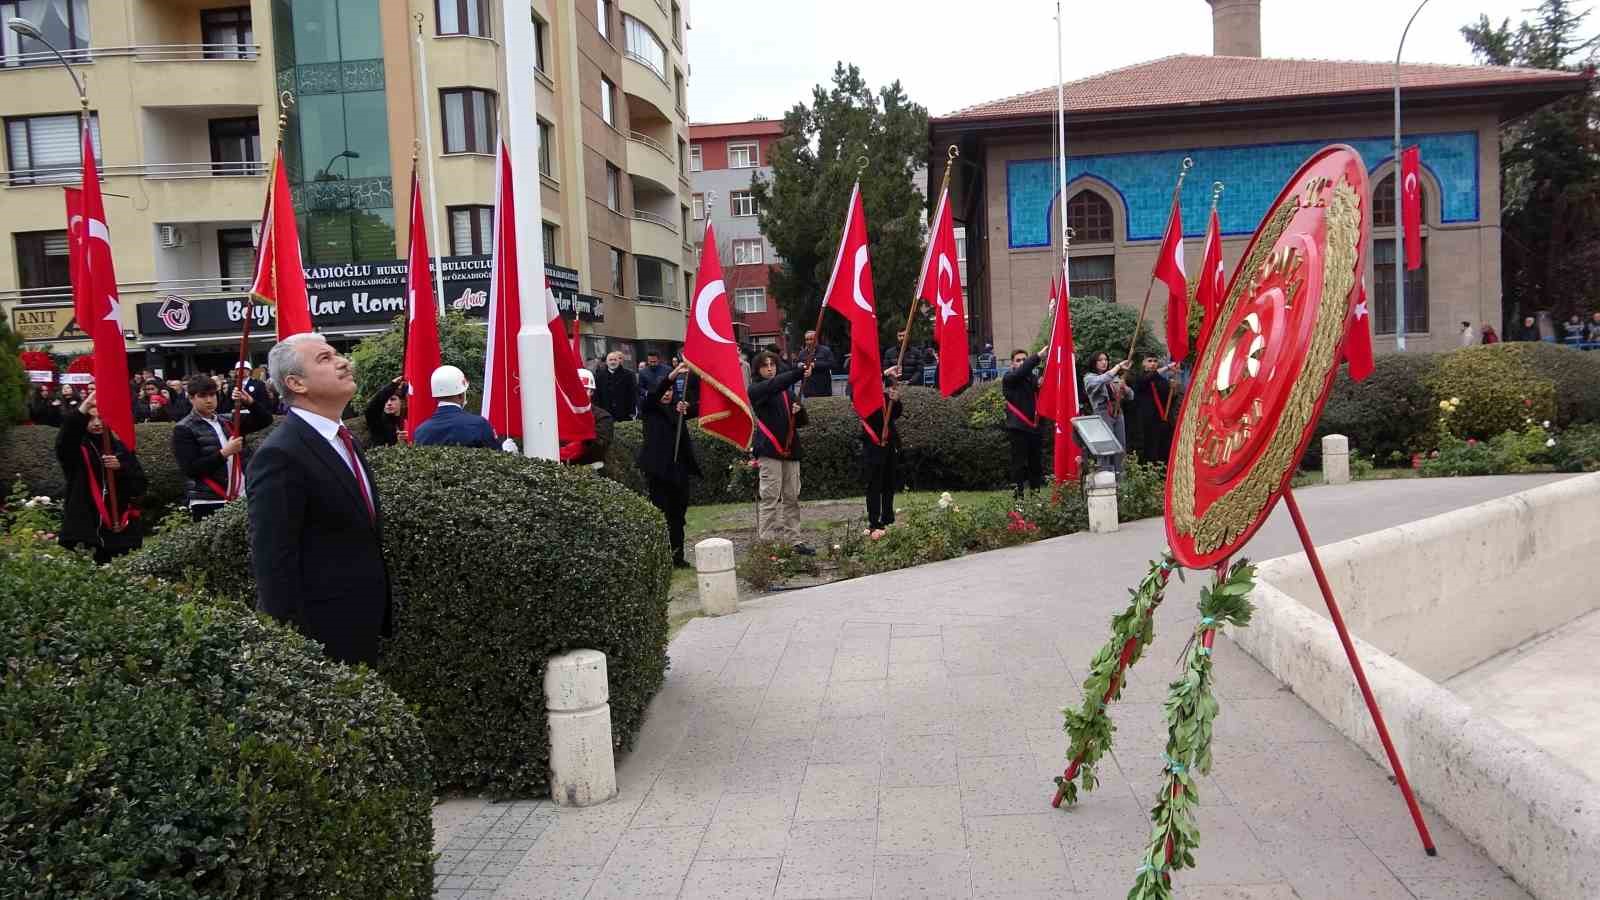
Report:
158,225,185,249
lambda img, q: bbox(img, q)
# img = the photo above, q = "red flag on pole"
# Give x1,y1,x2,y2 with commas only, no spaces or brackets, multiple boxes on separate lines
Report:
1195,209,1225,352
1400,145,1423,272
482,143,522,442
1155,204,1188,362
543,277,595,444
683,223,755,450
1037,273,1080,483
64,187,93,331
1343,280,1375,382
1037,273,1063,414
823,181,884,425
915,181,970,396
78,121,135,451
403,167,441,440
251,147,313,341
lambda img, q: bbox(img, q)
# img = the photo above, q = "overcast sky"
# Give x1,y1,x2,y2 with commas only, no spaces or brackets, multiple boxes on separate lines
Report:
684,0,1594,123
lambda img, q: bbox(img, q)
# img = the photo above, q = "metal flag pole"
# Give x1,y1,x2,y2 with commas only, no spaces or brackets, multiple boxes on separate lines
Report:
415,13,447,315
1393,0,1431,352
897,147,957,375
1056,0,1078,421
1124,157,1193,365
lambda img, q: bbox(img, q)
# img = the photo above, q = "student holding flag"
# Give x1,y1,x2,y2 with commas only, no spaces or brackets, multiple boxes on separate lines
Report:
637,361,699,568
749,351,813,553
57,389,146,563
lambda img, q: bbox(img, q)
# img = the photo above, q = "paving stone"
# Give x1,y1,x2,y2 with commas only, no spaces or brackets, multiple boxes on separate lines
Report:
795,761,880,822
957,754,1042,818
679,857,783,898
877,785,965,854
1262,837,1412,900
873,852,973,899
777,819,876,899
882,732,959,787
965,813,1076,897
586,825,703,899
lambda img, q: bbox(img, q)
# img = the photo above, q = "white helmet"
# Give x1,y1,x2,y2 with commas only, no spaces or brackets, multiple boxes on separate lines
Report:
577,368,596,390
430,364,470,398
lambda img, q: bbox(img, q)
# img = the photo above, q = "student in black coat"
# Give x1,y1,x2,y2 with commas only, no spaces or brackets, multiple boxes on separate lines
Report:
749,350,814,553
1129,356,1180,466
56,390,146,563
172,374,273,521
861,366,904,537
364,376,405,447
637,362,699,567
27,384,64,426
249,334,391,666
1002,346,1047,500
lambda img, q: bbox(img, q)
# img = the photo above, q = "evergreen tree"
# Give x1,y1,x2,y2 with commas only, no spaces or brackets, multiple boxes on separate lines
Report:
1463,0,1600,320
751,63,929,348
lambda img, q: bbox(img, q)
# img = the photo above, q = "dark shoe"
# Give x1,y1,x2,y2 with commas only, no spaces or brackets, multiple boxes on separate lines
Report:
792,543,816,556
672,557,691,569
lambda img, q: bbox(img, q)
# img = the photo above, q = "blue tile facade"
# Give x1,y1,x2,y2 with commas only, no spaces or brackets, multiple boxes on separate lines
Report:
1005,131,1479,248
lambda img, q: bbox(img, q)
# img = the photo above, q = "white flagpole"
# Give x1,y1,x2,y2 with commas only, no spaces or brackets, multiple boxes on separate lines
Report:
414,16,446,316
501,0,558,459
1056,1,1078,413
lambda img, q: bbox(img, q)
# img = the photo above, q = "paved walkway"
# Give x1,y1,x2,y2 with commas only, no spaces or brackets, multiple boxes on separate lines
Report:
435,475,1568,899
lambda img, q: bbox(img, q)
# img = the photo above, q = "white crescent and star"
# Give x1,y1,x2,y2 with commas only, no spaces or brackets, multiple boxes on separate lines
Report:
851,245,874,316
1404,172,1419,196
935,253,958,324
695,278,733,344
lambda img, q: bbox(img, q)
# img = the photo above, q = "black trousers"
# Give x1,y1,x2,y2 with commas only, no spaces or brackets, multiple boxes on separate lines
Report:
1008,430,1044,498
864,452,898,529
646,475,690,563
190,503,223,522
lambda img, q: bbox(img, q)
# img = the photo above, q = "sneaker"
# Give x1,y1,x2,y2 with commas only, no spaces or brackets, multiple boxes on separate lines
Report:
792,543,816,556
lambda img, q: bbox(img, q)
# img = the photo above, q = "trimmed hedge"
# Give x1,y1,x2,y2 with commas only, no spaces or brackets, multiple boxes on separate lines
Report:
0,311,23,438
126,447,672,796
1429,346,1558,440
1,537,434,897
1314,352,1442,464
0,421,191,517
1498,341,1600,429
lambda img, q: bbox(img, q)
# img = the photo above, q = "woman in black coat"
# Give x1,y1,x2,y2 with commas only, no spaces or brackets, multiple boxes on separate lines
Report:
56,390,146,563
637,362,700,568
860,366,904,538
365,376,404,447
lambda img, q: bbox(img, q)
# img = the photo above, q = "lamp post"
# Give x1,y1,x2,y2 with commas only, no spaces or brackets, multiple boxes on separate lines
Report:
317,149,359,181
1393,0,1432,352
8,16,90,178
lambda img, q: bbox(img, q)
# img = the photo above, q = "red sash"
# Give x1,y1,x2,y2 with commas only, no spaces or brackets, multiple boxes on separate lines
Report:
1150,382,1169,422
861,417,887,447
756,399,796,458
80,445,137,531
1005,400,1039,429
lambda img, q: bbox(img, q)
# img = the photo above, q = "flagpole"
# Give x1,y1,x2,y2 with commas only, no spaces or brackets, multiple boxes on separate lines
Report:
1055,0,1077,419
897,150,957,375
73,79,124,528
501,0,558,460
414,13,447,315
400,147,417,424
1123,157,1192,365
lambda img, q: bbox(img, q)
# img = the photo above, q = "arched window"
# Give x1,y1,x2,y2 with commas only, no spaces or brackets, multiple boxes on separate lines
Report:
1370,173,1429,335
1066,190,1114,244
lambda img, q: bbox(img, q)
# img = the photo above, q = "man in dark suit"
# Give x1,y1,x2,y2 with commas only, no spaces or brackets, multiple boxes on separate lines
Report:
248,333,390,666
592,350,637,422
412,365,499,448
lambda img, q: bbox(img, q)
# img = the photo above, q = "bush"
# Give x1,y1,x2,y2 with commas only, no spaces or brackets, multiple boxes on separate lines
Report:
1428,346,1558,440
1419,424,1552,477
1315,351,1443,465
0,537,434,898
1499,342,1600,428
1549,423,1600,472
1030,296,1168,365
0,421,190,518
125,447,672,796
0,310,24,438
349,312,488,409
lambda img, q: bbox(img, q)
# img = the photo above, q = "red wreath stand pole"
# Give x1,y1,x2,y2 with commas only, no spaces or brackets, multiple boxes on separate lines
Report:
1281,486,1436,856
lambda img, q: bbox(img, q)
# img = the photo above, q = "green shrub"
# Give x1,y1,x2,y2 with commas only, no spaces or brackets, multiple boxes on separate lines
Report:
125,447,671,796
0,310,24,437
1500,342,1600,428
1,476,60,538
1,537,434,898
1419,424,1552,477
1030,296,1168,364
1315,351,1443,465
1429,347,1558,440
0,421,190,518
349,312,487,409
1549,423,1600,472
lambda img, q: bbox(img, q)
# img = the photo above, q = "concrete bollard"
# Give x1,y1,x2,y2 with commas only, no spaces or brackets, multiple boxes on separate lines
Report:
695,537,739,617
1322,433,1350,485
544,649,617,808
1087,470,1119,534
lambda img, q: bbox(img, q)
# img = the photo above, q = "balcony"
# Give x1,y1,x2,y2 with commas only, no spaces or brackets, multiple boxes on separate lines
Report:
633,300,686,342
0,45,266,108
621,66,676,128
630,211,681,263
626,131,678,192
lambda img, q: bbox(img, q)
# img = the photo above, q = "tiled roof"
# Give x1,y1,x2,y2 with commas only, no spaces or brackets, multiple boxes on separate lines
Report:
937,54,1586,121
689,119,786,139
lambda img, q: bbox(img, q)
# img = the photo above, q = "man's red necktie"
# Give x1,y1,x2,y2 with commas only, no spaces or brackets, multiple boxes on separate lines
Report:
336,426,376,522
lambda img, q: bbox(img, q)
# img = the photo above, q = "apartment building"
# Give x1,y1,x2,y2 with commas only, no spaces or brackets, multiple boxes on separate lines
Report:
687,118,782,348
0,0,695,373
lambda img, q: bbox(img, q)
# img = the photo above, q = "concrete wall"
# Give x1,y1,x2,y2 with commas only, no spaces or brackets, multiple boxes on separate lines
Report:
1256,473,1600,681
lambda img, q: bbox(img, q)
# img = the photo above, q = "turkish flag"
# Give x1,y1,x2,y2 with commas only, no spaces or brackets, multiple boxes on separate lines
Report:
78,123,135,450
915,182,970,396
1401,146,1423,271
684,223,754,450
482,143,523,441
1155,203,1188,362
543,278,595,444
250,148,314,340
1037,271,1080,483
823,181,884,424
1195,209,1225,353
1343,280,1375,382
403,167,441,440
64,187,92,330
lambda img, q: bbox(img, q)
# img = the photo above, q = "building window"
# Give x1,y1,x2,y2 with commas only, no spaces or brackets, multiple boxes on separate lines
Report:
954,226,967,262
674,69,686,113
609,247,625,294
688,143,702,172
14,230,68,291
635,256,676,304
1372,174,1428,229
1,0,89,67
671,2,682,40
1070,255,1114,301
677,138,687,176
622,15,666,81
217,228,255,289
605,163,621,211
732,239,763,265
730,190,756,217
1372,239,1429,335
208,117,260,174
728,142,757,169
436,0,489,37
532,14,547,72
448,205,493,255
440,88,496,153
1066,190,1114,244
681,204,690,237
691,193,704,219
537,118,553,176
200,7,254,59
599,77,615,127
4,112,100,185
734,287,767,314
542,221,557,264
596,0,611,40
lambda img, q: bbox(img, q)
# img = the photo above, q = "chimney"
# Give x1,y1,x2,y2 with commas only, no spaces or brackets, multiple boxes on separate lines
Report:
1206,0,1261,57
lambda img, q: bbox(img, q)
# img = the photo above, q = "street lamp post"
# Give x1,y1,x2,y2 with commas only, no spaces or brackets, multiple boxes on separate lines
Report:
316,149,360,181
1393,0,1432,352
8,16,90,176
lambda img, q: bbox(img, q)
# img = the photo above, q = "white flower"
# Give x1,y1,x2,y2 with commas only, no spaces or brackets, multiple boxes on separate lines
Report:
937,492,953,509
1543,420,1551,428
1546,438,1556,447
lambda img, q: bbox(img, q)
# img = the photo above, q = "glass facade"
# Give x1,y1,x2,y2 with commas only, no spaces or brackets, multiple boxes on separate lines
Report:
273,0,394,263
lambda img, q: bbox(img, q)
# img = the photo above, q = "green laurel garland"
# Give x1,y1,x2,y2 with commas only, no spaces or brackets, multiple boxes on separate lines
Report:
1055,552,1179,807
1128,559,1257,900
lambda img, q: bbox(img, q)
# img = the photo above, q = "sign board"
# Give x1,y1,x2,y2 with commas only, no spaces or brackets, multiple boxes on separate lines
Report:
11,305,87,343
60,373,94,385
26,370,54,383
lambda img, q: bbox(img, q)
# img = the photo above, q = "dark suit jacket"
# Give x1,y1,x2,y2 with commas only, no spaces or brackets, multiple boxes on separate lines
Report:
412,403,499,448
247,411,391,666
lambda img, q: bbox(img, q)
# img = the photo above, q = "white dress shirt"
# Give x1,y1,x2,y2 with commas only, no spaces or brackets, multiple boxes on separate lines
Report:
290,407,368,501
193,412,240,504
